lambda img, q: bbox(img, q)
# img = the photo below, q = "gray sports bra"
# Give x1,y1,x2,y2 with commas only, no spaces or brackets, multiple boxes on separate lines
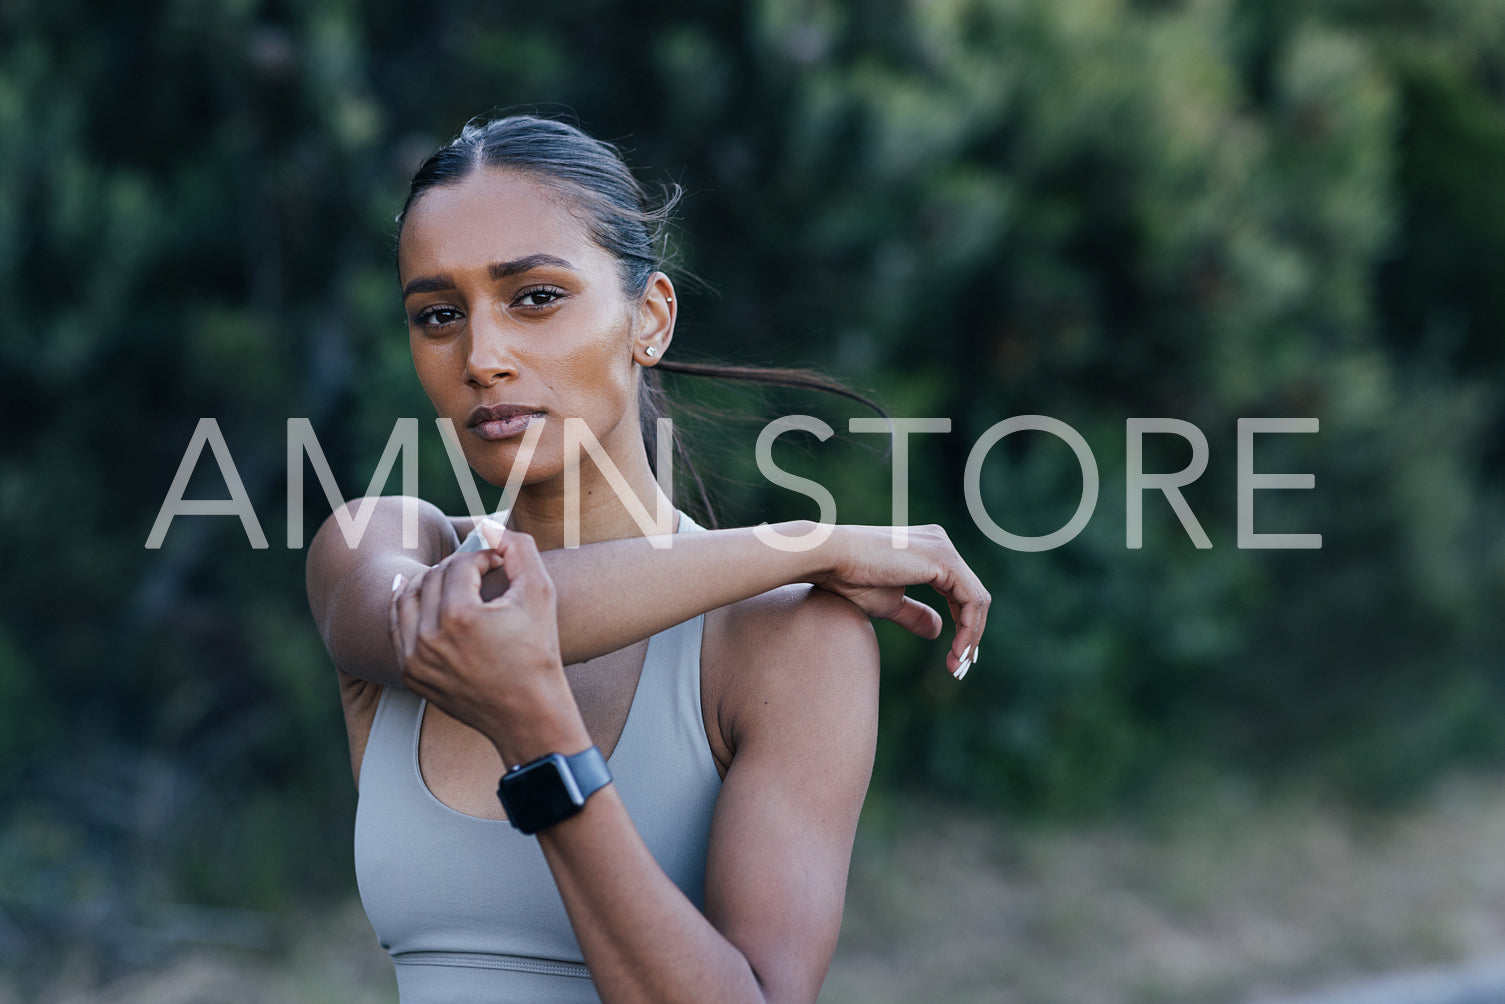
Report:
353,512,723,1003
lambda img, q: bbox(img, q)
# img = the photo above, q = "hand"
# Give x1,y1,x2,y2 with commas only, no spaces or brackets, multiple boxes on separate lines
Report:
389,525,566,740
807,524,990,678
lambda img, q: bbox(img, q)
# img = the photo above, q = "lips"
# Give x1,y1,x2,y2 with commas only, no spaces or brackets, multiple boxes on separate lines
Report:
467,403,545,441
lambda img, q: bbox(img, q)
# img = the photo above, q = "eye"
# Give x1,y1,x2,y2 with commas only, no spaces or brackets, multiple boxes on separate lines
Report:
412,304,463,329
514,285,566,309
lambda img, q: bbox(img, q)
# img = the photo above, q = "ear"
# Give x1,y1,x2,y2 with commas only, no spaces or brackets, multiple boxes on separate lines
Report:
632,272,676,367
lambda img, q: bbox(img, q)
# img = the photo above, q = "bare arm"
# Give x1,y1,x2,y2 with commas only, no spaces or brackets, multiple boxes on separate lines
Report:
308,495,989,689
394,532,880,1003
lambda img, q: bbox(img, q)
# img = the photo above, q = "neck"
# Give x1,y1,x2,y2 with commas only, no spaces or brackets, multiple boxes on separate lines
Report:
508,428,675,551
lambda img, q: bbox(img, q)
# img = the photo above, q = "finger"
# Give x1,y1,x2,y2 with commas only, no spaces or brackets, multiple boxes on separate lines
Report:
944,570,990,677
392,564,429,662
441,547,505,611
949,592,975,670
490,530,556,609
961,564,991,664
880,596,943,641
918,567,963,671
388,571,405,661
928,566,986,675
972,584,990,669
478,509,510,550
417,557,448,640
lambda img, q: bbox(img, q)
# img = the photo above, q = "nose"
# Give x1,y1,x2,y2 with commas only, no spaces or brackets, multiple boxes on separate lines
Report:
464,309,519,388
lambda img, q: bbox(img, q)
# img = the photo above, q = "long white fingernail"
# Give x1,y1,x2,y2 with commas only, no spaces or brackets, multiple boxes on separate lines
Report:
953,656,971,680
392,573,404,592
971,645,980,666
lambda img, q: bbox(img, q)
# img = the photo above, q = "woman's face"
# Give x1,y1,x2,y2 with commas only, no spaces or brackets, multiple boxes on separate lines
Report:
397,169,650,489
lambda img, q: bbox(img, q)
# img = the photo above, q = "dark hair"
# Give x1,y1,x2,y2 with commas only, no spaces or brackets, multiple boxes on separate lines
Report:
397,115,674,299
398,115,882,525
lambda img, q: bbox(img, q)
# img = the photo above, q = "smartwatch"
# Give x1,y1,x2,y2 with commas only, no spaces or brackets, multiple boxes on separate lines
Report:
496,746,612,835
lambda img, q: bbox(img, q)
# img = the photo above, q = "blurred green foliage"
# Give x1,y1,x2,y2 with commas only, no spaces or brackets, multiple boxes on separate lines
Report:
2,0,1503,983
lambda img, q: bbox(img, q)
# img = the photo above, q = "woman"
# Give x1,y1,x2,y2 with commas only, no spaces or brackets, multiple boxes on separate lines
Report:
306,115,989,1003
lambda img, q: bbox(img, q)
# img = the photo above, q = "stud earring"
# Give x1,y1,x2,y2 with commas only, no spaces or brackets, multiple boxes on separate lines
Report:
645,346,658,357
666,296,674,303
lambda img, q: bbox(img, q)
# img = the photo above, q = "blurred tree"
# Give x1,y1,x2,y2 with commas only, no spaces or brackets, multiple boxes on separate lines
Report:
2,0,1502,987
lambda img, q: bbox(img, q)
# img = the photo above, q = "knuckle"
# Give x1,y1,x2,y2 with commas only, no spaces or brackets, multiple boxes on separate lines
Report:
440,604,474,630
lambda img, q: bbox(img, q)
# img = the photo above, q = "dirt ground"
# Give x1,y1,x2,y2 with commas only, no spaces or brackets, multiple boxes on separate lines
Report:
7,770,1505,1004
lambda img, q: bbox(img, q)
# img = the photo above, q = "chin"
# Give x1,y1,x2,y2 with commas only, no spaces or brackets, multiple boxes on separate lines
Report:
465,444,560,491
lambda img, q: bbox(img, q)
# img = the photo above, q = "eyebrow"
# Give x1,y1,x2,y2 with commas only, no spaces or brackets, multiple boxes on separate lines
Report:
401,254,579,299
490,254,577,280
401,274,457,298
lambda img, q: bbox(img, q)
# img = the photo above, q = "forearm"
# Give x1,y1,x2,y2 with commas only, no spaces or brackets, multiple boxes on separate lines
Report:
316,511,832,687
486,686,771,1004
544,521,826,664
541,792,770,1004
409,541,873,1004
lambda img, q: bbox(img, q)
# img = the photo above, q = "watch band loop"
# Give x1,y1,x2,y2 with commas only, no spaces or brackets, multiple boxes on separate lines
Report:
561,746,611,799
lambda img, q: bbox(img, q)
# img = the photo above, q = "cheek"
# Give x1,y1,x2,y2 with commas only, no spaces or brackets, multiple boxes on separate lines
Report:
543,321,638,408
410,340,462,407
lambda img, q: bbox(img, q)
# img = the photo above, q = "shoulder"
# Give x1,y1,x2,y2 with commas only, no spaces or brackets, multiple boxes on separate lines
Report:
709,584,878,671
703,585,879,760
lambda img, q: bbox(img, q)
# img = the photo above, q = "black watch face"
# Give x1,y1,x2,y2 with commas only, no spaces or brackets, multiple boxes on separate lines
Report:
503,756,583,832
